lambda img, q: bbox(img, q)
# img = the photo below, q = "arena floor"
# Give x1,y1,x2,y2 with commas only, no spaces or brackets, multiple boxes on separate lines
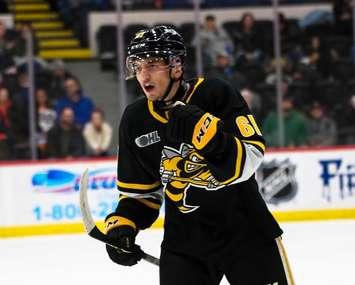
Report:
1,220,354,285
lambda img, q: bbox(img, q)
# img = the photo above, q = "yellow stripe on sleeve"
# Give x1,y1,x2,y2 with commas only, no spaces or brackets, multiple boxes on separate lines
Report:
119,195,161,210
221,137,244,184
242,140,266,153
117,180,161,190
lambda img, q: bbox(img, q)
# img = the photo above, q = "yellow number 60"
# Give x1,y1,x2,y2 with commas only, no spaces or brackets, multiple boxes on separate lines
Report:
235,115,262,137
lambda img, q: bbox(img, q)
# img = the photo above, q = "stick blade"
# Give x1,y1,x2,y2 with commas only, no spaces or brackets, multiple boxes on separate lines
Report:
79,169,96,233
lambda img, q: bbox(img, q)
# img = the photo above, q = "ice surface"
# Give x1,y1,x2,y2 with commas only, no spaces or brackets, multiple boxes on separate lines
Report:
1,220,354,285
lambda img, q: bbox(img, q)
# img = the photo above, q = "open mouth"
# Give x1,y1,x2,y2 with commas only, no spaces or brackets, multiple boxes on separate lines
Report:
144,83,155,93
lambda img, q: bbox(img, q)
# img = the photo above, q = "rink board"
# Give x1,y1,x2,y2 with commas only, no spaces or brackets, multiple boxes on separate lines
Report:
0,147,354,237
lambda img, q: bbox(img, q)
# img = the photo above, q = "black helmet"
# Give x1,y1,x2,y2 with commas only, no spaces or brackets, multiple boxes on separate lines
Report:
126,25,186,77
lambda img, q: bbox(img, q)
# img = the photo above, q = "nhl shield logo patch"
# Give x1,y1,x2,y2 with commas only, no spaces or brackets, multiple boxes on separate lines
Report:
256,159,298,204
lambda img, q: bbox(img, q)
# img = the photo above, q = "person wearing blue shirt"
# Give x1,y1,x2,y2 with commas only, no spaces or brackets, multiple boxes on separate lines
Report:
55,76,95,128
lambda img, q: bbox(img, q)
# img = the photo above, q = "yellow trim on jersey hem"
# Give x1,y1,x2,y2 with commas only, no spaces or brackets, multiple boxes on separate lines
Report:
221,137,243,184
242,140,266,153
117,180,161,190
185,77,204,103
2,209,355,237
276,237,296,285
147,100,168,123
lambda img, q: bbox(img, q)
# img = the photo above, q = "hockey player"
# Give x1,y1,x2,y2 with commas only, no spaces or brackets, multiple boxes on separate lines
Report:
104,25,294,285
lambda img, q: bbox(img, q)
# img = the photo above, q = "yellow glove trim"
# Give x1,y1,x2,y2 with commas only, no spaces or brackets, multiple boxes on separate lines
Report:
105,216,136,234
192,113,220,150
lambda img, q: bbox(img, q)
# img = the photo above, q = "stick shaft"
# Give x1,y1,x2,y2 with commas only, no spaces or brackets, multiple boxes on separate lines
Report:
79,169,160,266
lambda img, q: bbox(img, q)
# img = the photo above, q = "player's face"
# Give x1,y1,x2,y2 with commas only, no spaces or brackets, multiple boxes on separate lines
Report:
135,58,171,101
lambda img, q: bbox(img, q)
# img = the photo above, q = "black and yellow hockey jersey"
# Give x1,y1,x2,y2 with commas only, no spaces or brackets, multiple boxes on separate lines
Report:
114,77,282,258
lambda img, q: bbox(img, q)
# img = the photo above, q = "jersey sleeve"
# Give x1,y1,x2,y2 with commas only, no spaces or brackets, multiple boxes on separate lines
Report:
114,108,163,230
197,79,265,186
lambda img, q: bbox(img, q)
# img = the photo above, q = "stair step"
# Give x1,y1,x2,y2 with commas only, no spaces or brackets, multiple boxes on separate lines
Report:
39,39,80,48
28,21,64,30
39,49,93,59
35,30,74,38
15,13,58,21
10,3,49,11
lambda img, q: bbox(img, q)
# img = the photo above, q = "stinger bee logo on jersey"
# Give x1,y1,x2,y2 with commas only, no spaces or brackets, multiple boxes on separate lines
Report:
160,143,223,213
256,159,298,205
135,130,161,148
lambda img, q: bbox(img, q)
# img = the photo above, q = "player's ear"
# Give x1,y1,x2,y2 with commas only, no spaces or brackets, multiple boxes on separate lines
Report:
171,65,183,80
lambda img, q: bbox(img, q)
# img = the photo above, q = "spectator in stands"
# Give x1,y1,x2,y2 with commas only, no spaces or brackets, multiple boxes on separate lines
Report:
47,106,86,159
206,49,247,91
336,95,355,144
154,0,163,9
193,14,234,69
262,95,308,148
0,86,13,159
234,12,263,65
240,88,262,120
278,12,290,44
264,58,292,86
55,76,95,128
9,71,30,158
12,22,40,59
83,108,112,157
301,35,330,78
35,88,57,158
48,59,72,102
333,0,352,35
307,102,337,146
0,20,16,57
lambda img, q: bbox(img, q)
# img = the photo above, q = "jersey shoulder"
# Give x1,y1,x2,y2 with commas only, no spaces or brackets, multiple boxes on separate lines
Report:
186,77,245,112
121,96,149,122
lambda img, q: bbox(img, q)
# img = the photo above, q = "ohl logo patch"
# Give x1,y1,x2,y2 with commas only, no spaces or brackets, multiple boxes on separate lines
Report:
160,143,222,213
135,130,161,148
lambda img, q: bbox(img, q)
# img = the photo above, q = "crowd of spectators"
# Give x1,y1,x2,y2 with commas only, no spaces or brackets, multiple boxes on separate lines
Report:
1,0,355,161
50,0,330,13
190,5,353,148
0,18,113,161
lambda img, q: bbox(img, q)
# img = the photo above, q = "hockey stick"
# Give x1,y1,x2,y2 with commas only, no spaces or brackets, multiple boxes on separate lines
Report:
79,169,160,266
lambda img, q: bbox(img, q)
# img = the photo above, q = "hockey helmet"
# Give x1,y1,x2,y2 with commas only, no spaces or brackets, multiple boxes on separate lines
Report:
126,25,186,77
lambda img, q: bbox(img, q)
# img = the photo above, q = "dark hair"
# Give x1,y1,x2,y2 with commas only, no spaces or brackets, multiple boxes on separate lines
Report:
241,12,255,24
65,76,82,92
92,108,105,118
205,14,215,21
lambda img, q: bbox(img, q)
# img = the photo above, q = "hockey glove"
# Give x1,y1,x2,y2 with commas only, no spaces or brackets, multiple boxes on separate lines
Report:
105,215,143,266
167,104,222,155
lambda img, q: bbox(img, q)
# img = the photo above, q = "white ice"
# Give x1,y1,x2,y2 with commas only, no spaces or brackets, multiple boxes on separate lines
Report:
1,220,355,285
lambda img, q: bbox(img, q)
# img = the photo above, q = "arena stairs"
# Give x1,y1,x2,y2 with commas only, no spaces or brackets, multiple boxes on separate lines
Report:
9,0,93,59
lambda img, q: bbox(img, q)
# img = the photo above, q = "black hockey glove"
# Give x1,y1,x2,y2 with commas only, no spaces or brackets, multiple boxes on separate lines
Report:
105,215,143,266
167,103,222,155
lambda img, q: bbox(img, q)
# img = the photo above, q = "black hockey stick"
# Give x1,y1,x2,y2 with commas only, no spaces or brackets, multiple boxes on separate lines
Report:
79,169,160,266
